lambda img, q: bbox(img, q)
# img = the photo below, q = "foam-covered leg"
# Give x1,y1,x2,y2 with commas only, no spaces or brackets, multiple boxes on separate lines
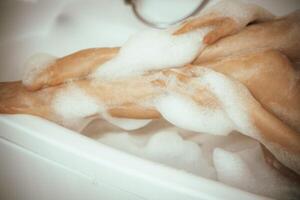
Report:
1,75,161,128
2,67,300,176
193,50,300,132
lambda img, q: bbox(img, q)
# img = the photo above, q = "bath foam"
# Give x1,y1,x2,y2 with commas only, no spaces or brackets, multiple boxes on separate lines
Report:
52,84,102,126
188,132,259,165
213,145,300,199
102,112,152,131
143,129,216,179
52,84,151,131
154,92,235,135
99,128,216,179
92,28,211,79
154,67,258,137
22,53,57,86
193,67,259,137
99,132,148,153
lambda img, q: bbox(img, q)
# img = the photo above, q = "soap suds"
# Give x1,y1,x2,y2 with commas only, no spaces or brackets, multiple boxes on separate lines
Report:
102,112,152,131
92,28,211,79
52,84,102,125
153,67,259,137
22,53,57,86
193,67,259,137
154,92,235,135
52,84,152,131
99,127,216,179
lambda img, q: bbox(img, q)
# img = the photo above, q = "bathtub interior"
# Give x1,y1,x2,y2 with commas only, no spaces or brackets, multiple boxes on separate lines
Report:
0,0,300,200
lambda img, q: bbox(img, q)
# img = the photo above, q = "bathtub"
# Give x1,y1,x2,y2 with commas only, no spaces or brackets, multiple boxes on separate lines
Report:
0,0,299,199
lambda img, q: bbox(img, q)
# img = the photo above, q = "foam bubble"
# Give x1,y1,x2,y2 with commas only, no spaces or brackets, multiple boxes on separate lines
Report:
99,127,216,179
154,92,235,135
22,53,57,86
52,84,102,125
102,112,152,130
194,67,259,137
153,67,258,137
92,28,210,79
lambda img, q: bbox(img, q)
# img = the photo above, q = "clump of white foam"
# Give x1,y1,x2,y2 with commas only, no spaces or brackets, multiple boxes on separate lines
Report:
102,112,152,131
155,92,235,135
187,132,260,165
92,28,211,79
213,144,300,199
52,84,102,128
194,67,259,136
153,67,258,137
22,53,57,86
51,84,152,131
99,127,216,179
